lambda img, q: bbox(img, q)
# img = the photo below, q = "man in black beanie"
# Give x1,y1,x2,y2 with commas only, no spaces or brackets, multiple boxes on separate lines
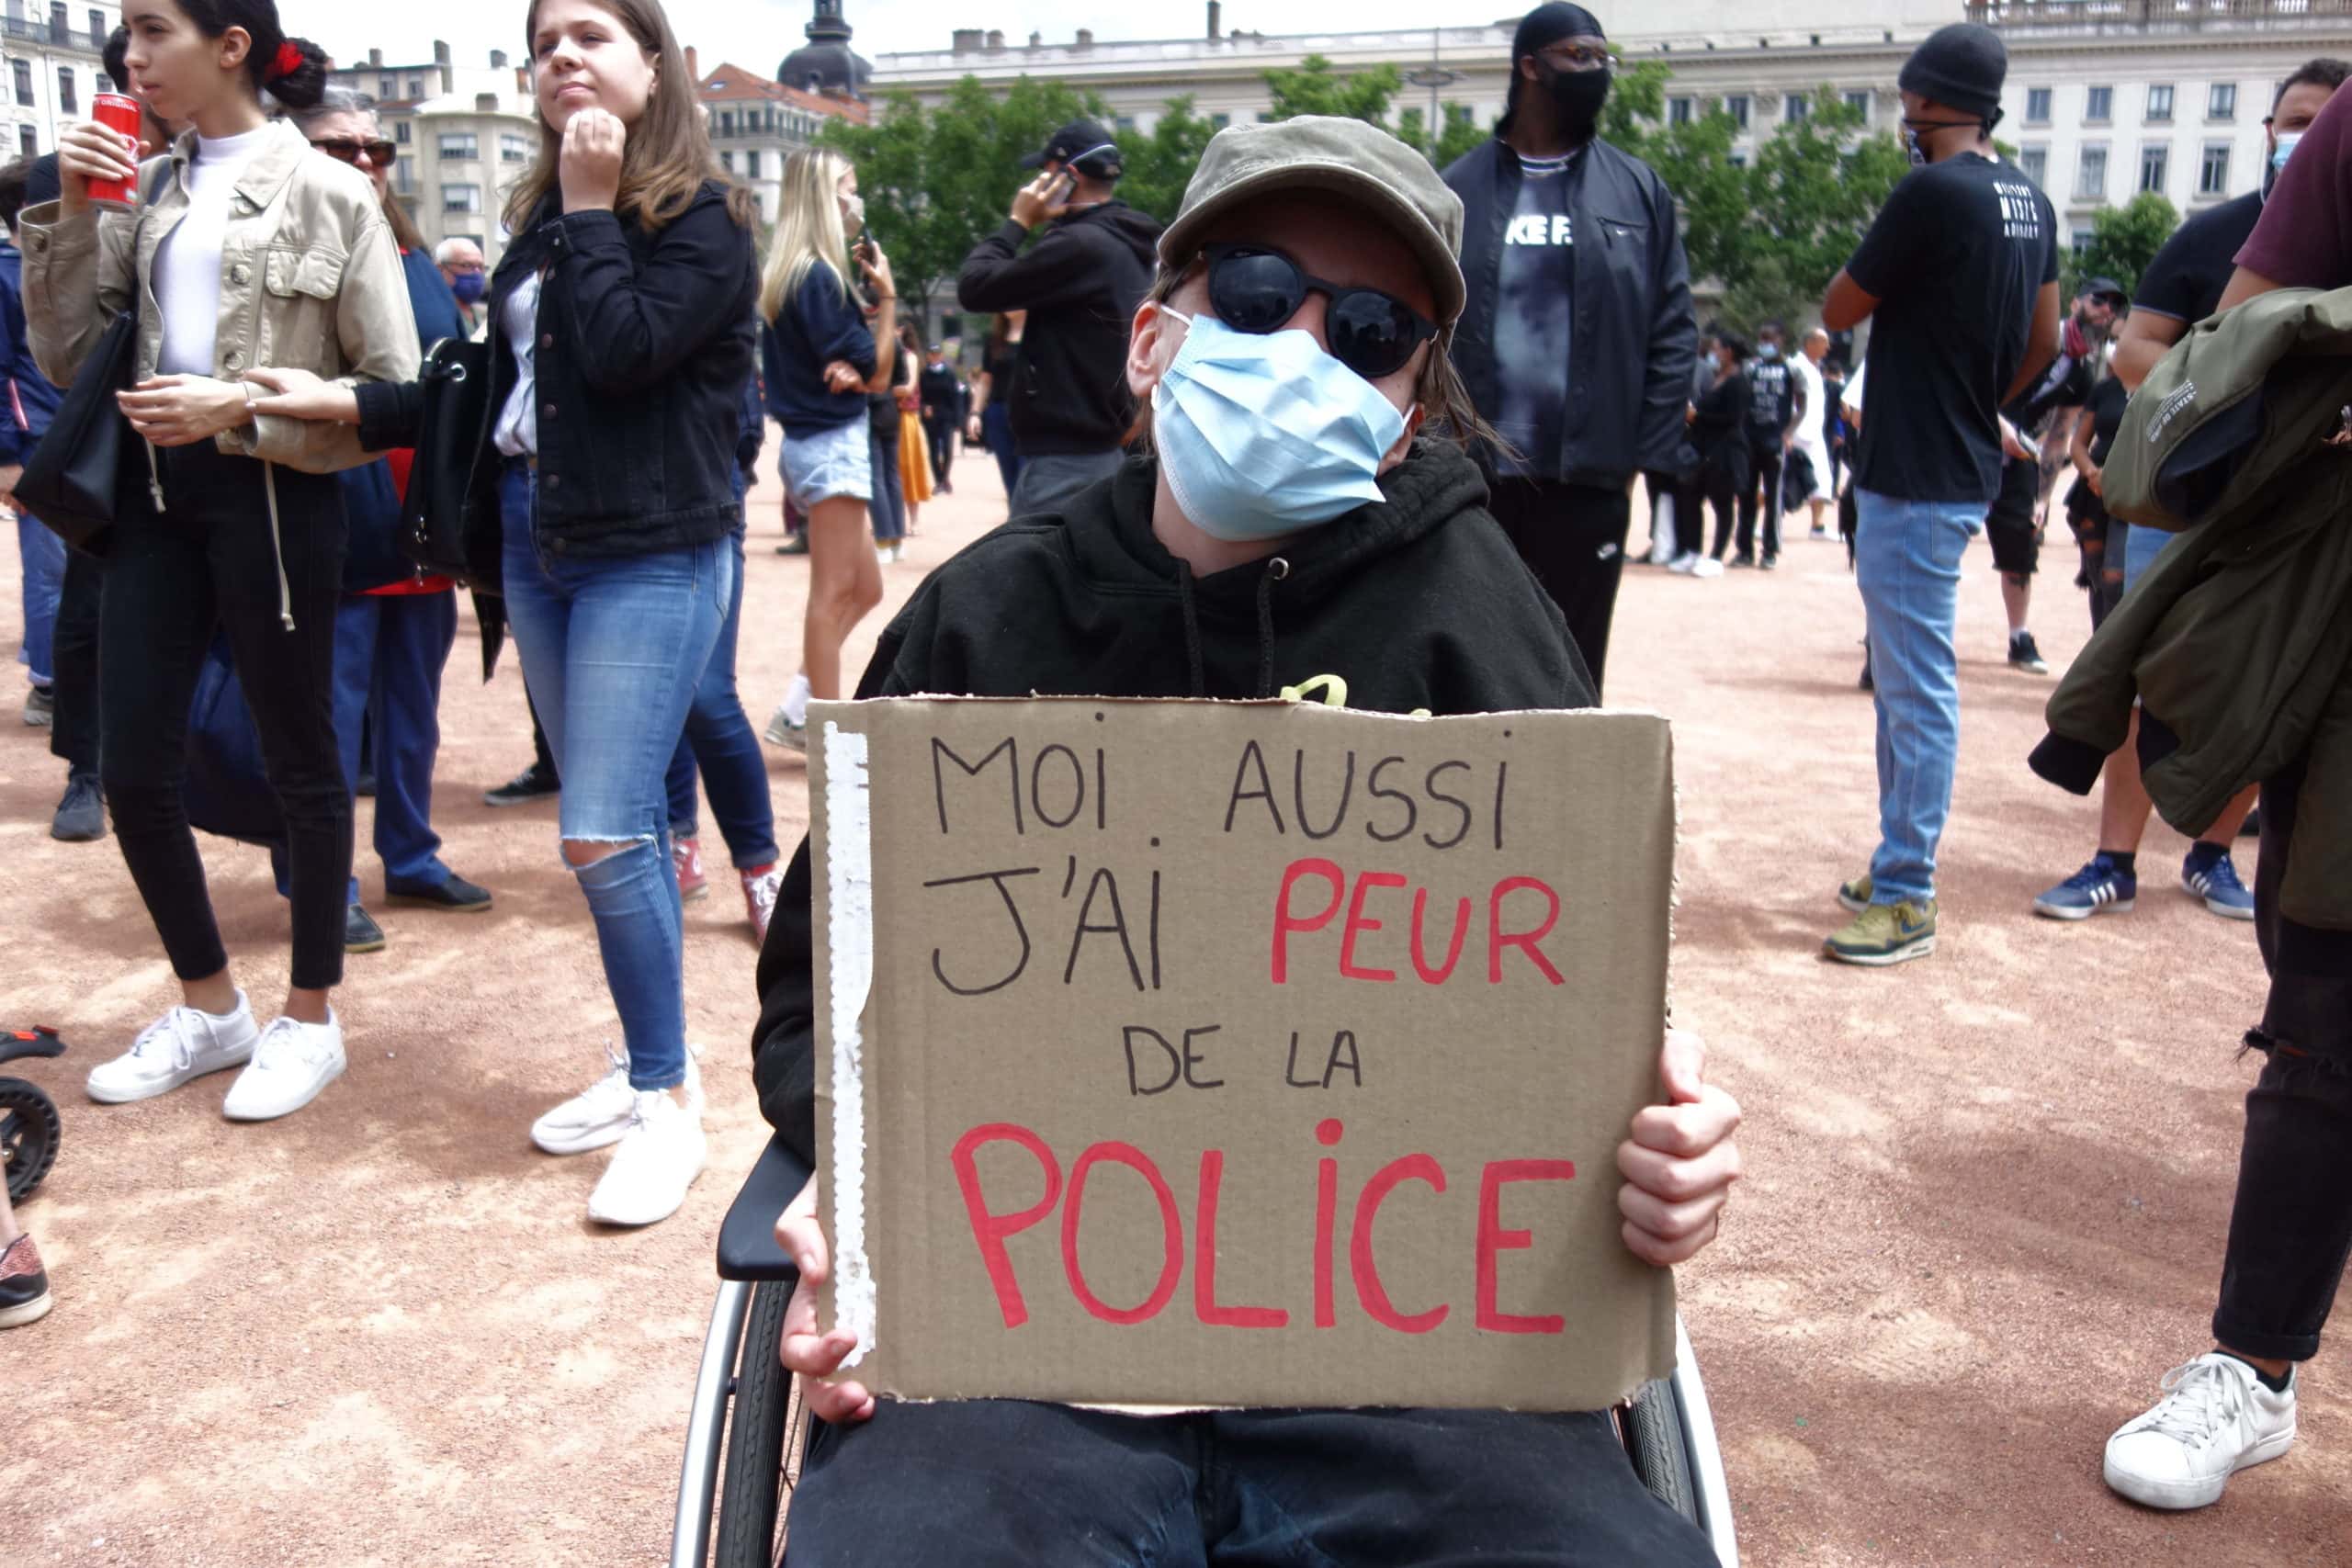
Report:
1816,21,2061,967
1442,2,1695,695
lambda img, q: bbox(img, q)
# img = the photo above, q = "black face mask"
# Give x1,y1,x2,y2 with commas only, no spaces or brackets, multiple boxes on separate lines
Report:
1543,64,1611,138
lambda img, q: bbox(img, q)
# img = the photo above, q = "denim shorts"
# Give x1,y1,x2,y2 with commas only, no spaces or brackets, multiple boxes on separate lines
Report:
782,418,873,507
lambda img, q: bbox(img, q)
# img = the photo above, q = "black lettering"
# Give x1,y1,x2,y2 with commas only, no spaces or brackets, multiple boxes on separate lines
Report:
1293,747,1357,841
1148,864,1163,991
1492,760,1509,852
1031,743,1086,829
1322,1031,1363,1089
1423,760,1473,851
922,868,1040,996
1285,1031,1318,1088
1182,1025,1225,1089
1365,755,1417,843
1095,746,1108,830
1124,1026,1182,1095
932,736,1023,836
1063,866,1147,992
1223,739,1285,834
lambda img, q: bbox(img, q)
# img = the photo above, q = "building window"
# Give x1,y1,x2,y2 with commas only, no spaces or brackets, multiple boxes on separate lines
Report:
1843,89,1870,120
1255,111,1274,123
2145,84,2172,122
2075,143,2107,199
1783,93,1809,122
2085,85,2112,122
500,133,529,163
442,182,481,214
13,60,32,108
1668,95,1692,125
2071,227,2096,252
2210,82,2236,119
85,6,99,46
407,76,424,98
379,74,395,98
2199,143,2231,195
17,124,34,156
438,132,478,160
2018,145,2048,186
47,3,62,43
2026,86,2052,123
395,120,411,144
718,109,735,136
54,64,73,113
1728,151,1748,169
394,156,413,194
745,149,762,178
1208,111,1229,129
1724,94,1750,130
1113,115,1135,131
94,72,108,93
2139,144,2168,193
718,150,732,172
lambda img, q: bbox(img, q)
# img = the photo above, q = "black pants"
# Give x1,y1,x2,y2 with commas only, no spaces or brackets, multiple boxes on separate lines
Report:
528,686,560,784
789,1398,1714,1566
100,443,351,991
2211,750,2352,1361
1700,461,1745,560
1487,478,1630,696
1672,474,1706,558
50,546,102,776
1736,436,1782,559
922,417,955,486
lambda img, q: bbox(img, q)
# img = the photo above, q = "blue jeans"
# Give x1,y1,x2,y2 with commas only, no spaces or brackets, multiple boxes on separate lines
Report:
335,590,459,896
982,402,1021,500
17,511,65,688
664,521,779,869
1854,488,1982,906
2119,518,2178,594
868,424,906,543
498,461,728,1091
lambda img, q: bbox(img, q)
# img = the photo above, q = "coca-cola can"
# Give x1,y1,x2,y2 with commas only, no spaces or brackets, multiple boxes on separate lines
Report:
87,93,141,207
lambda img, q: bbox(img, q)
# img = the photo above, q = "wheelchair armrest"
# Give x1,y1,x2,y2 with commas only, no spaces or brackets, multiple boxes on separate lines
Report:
716,1134,814,1282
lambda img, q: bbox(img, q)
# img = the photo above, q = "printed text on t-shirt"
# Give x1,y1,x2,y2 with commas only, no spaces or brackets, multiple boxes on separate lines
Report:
1508,214,1574,247
1996,177,2043,243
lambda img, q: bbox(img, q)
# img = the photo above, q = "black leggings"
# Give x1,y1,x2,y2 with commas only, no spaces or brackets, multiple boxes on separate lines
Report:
1700,463,1744,559
1736,438,1783,559
50,547,102,776
100,442,351,991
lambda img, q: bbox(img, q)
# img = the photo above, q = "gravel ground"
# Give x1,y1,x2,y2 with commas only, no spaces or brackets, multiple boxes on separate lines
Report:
1,454,2344,1566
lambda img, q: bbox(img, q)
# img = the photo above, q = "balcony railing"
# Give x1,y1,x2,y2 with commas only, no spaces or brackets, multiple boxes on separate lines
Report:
0,17,104,51
1967,0,2352,29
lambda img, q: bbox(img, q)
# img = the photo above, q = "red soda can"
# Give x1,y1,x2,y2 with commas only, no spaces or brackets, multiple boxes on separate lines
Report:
87,93,141,207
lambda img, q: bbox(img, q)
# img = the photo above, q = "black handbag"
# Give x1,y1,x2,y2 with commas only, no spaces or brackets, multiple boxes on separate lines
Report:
398,333,497,589
16,165,165,556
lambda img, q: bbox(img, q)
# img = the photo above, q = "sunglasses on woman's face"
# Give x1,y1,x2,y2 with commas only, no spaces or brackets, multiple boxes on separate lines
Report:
1201,243,1440,382
310,137,398,167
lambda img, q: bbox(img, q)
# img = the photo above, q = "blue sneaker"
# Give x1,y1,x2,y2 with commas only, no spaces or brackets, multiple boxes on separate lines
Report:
2184,852,2256,920
2033,855,2138,920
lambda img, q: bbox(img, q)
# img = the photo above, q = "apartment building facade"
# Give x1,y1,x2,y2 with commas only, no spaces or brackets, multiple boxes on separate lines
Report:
0,0,119,162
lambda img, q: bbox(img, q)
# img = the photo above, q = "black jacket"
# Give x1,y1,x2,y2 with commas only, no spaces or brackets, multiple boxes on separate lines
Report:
355,183,758,562
956,201,1162,456
749,445,1597,1158
1690,368,1751,493
918,359,960,422
1442,138,1697,486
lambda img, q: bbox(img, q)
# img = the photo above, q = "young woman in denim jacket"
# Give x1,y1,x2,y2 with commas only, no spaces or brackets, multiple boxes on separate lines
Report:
27,0,416,1125
250,0,758,1225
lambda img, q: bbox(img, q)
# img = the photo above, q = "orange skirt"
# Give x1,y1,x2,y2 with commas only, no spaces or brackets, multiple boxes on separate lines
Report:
899,411,933,505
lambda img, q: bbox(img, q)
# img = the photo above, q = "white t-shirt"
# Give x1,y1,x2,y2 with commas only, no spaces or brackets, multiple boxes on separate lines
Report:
1788,352,1827,453
493,272,541,458
153,124,272,378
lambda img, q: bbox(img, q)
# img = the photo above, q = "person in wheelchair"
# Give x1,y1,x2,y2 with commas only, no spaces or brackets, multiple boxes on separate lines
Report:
749,115,1743,1565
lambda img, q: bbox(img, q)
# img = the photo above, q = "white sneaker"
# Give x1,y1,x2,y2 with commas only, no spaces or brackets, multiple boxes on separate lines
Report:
87,994,260,1103
586,1087,707,1226
2105,1352,2298,1510
1666,551,1699,575
530,1043,636,1155
1690,556,1725,579
763,703,808,752
221,1012,346,1122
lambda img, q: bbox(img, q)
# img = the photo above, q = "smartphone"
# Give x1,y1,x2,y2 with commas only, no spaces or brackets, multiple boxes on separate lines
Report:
1051,171,1078,205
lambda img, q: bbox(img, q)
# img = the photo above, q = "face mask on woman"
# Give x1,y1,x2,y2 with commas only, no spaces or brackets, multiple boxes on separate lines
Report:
1150,310,1408,542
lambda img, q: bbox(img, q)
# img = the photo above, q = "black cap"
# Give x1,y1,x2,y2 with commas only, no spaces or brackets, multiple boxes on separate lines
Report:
1021,118,1124,178
1897,22,2007,121
1514,2,1605,59
2080,276,2128,305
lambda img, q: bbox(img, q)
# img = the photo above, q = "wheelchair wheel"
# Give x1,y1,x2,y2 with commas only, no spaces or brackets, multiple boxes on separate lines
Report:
712,1278,798,1568
1623,1377,1699,1525
0,1077,60,1205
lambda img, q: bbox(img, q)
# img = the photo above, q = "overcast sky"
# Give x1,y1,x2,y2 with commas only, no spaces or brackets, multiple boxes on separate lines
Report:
284,0,1471,75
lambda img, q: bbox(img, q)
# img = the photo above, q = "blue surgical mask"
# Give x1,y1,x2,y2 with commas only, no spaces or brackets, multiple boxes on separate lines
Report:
2274,131,2303,173
1151,310,1408,542
1758,343,1779,360
451,271,486,305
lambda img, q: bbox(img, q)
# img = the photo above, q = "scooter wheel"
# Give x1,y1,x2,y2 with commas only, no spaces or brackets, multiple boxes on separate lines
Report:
0,1077,61,1203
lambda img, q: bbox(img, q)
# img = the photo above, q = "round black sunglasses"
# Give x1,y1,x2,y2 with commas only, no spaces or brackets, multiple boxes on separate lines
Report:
1202,243,1440,381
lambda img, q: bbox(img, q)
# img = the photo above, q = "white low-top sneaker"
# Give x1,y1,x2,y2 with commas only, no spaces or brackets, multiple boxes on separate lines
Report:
86,994,260,1104
531,1044,636,1155
221,1012,346,1122
2105,1352,2298,1510
586,1088,707,1227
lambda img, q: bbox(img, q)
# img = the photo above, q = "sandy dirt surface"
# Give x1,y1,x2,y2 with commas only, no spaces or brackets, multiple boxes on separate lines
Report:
2,451,2346,1567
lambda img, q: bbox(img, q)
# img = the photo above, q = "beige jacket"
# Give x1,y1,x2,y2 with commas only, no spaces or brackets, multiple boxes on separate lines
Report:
17,119,419,475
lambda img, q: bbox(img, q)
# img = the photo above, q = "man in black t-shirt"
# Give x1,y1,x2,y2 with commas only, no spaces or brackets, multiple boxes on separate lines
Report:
917,344,961,492
1736,322,1799,568
1815,22,2062,966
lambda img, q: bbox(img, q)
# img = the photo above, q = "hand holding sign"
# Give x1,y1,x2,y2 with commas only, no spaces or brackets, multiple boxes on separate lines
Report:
776,1176,877,1425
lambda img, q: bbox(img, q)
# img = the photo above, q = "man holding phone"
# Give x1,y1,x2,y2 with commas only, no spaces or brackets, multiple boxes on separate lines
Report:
957,118,1162,516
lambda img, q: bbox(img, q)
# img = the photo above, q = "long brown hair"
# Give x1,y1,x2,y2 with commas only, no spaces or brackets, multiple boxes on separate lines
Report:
503,0,754,234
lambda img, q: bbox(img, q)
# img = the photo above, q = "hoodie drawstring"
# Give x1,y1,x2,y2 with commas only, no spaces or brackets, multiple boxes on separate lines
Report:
144,437,164,513
1175,559,1206,698
263,460,294,629
1254,558,1288,699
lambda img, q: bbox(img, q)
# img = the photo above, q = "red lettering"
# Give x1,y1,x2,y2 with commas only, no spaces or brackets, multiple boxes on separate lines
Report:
1487,875,1566,985
950,1122,1063,1329
1061,1141,1183,1325
1475,1158,1577,1334
1337,871,1405,982
1349,1153,1450,1334
1409,887,1471,984
1193,1152,1288,1328
1314,1118,1343,1328
1272,858,1347,983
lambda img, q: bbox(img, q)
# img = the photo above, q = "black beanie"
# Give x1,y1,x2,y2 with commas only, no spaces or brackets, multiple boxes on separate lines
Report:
1898,23,2007,120
1514,2,1605,59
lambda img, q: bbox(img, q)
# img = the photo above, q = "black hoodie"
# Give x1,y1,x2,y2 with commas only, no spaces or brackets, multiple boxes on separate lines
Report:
956,200,1163,456
750,446,1597,1159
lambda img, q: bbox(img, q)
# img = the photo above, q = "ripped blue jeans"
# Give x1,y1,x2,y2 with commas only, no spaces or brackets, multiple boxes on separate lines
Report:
499,461,729,1089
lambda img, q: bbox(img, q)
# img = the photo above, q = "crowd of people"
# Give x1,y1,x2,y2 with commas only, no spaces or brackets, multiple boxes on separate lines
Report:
2,0,2346,1551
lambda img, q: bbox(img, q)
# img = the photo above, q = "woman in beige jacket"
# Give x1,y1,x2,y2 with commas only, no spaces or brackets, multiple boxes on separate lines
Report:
23,0,417,1125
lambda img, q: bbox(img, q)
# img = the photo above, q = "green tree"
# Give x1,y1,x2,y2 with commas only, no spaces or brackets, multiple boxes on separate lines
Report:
1119,96,1219,225
1742,89,1910,312
1262,54,1405,124
1396,103,1487,168
2064,190,2178,299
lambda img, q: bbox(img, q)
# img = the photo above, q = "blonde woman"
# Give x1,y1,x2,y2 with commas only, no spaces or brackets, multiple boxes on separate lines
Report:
760,146,894,750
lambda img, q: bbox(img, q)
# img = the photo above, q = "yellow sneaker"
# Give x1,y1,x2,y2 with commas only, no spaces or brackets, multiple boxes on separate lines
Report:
1825,898,1938,965
1838,874,1874,913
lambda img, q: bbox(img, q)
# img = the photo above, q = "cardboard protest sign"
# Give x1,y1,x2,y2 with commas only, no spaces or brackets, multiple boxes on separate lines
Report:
810,696,1676,1412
